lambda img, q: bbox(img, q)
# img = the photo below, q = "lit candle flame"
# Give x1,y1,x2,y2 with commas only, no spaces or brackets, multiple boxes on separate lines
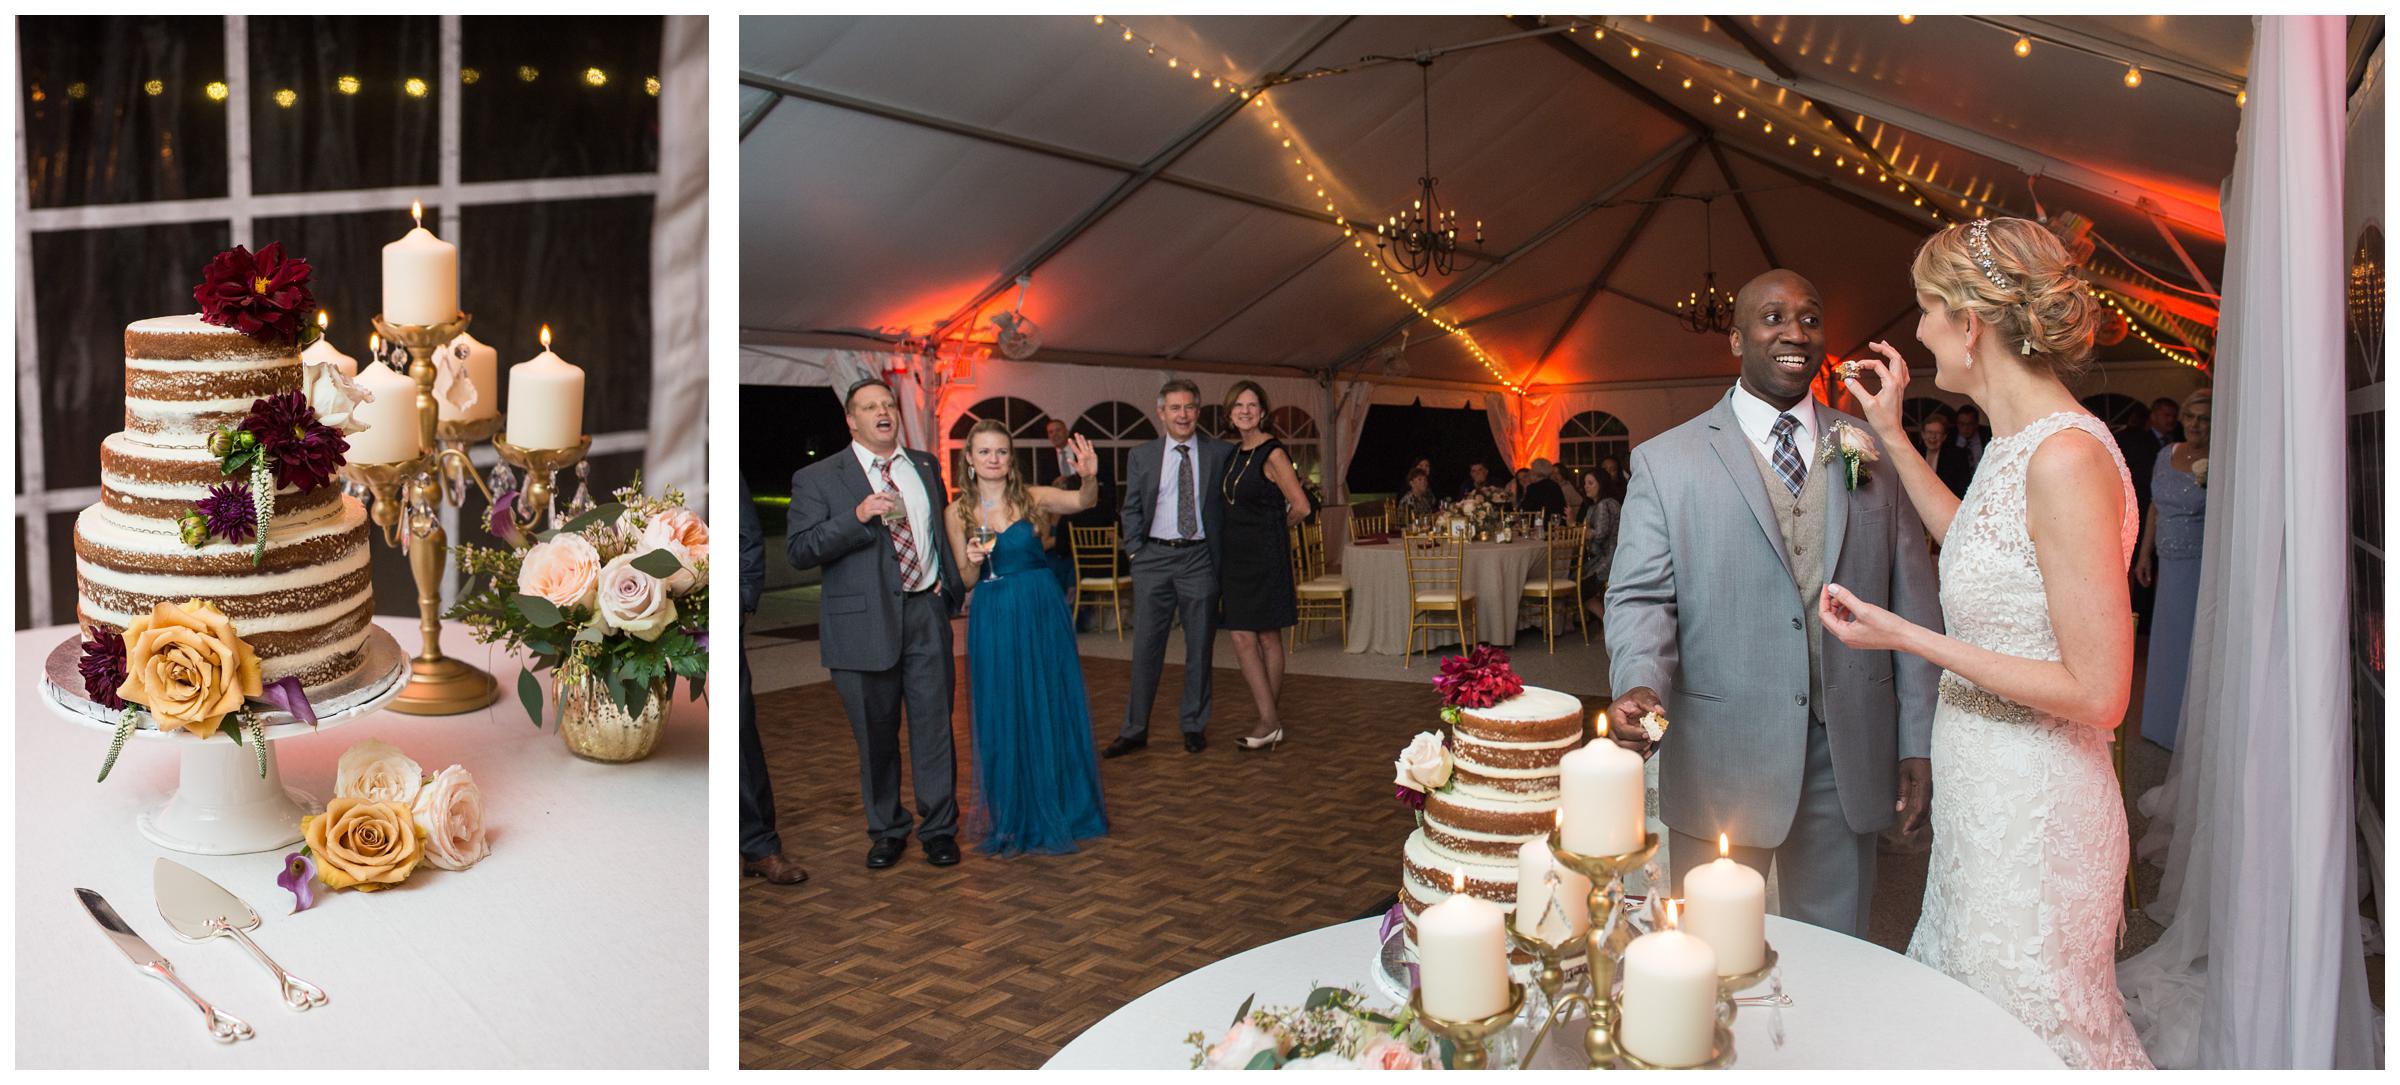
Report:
316,310,328,331
369,333,380,355
539,324,552,351
1719,833,1730,858
1666,898,1680,929
1451,868,1465,894
410,200,423,228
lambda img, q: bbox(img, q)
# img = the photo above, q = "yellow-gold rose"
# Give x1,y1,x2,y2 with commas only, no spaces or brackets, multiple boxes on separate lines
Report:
115,598,263,739
301,797,424,892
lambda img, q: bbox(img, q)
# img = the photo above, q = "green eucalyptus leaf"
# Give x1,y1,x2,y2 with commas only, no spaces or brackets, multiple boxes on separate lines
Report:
1231,993,1255,1028
1242,1050,1281,1071
517,668,545,729
628,547,684,580
550,501,626,538
514,593,565,628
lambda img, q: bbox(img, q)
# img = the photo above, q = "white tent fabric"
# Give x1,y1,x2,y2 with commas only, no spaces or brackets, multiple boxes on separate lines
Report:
2113,16,2378,1070
647,13,711,502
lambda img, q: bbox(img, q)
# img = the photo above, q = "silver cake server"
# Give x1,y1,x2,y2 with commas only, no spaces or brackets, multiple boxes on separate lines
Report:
155,858,328,1011
77,887,255,1043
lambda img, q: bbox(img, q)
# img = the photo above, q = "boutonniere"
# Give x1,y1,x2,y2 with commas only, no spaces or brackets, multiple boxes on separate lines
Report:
1820,421,1881,491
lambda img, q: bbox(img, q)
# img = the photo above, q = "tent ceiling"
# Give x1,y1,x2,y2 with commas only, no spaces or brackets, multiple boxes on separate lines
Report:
741,14,2245,390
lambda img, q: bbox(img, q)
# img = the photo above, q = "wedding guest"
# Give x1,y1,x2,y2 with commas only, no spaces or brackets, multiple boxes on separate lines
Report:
1107,379,1232,757
1577,469,1619,626
946,421,1109,855
2134,388,2210,751
786,378,969,869
1397,467,1441,522
739,477,805,885
1410,456,1434,493
1521,458,1567,517
1595,455,1630,503
1217,381,1309,751
1950,403,1991,467
2120,396,2184,633
1510,466,1535,504
1459,460,1494,498
1919,414,1974,497
1039,418,1081,596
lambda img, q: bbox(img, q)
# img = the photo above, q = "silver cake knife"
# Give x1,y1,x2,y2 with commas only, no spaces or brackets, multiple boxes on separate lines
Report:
77,887,255,1043
155,858,328,1011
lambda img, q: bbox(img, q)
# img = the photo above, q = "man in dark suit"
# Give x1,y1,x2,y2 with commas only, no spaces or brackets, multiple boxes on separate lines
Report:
739,477,806,884
1039,418,1081,595
2118,396,2184,632
1918,415,1974,498
1106,378,1232,758
1521,458,1568,517
1459,461,1493,498
1950,403,1992,469
785,378,971,870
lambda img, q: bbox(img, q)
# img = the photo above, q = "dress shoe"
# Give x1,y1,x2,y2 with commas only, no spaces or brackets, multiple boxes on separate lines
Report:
865,837,907,869
923,836,962,867
1236,729,1284,752
1184,732,1208,754
742,852,810,885
1101,736,1148,759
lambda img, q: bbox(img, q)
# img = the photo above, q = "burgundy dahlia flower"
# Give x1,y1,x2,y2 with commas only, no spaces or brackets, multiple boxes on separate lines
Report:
79,626,129,710
195,481,258,544
194,242,316,343
240,391,349,493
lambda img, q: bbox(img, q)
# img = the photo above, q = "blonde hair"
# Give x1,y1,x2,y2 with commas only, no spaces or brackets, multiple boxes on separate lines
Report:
1910,217,2102,377
950,419,1045,537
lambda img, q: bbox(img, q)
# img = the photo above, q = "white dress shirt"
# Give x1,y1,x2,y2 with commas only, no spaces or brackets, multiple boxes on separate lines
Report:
1728,380,1820,469
851,441,937,591
1149,435,1206,542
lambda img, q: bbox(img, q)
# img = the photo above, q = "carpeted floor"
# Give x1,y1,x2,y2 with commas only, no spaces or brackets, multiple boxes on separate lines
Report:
738,642,2182,1070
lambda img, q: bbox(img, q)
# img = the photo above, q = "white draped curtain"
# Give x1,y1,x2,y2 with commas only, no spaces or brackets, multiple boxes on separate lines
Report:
1326,378,1373,502
2114,15,2379,1070
1483,392,1521,468
644,13,709,501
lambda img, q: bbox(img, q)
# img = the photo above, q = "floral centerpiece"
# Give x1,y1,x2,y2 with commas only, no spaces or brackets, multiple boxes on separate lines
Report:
1188,987,1439,1070
447,476,708,741
79,598,320,783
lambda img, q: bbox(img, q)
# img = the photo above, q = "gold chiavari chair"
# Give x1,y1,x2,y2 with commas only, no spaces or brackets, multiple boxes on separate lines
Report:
1402,532,1476,668
1351,505,1389,542
1290,521,1349,644
1068,524,1135,640
1519,525,1589,653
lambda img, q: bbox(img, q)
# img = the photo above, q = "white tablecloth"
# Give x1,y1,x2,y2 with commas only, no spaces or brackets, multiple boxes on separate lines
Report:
1044,915,2064,1070
15,619,706,1069
1342,539,1551,655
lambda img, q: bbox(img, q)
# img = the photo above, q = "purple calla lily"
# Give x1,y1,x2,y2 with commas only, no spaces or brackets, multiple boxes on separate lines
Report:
487,489,526,547
258,676,318,727
278,852,316,914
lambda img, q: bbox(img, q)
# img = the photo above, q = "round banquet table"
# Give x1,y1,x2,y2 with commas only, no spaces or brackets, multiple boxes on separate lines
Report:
1043,914,2065,1070
1342,538,1550,655
15,618,706,1069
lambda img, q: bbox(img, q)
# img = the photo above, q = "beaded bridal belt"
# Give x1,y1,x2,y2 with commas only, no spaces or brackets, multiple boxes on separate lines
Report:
1937,672,2045,727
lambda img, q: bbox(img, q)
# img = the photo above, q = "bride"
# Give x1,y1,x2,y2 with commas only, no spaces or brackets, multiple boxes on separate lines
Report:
1816,217,2152,1069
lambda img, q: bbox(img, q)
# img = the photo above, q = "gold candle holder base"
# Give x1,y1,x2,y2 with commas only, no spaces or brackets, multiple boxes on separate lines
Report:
1505,925,1578,1007
1543,830,1661,1068
492,435,593,532
1718,943,1779,996
1608,1009,1736,1071
1409,982,1525,1070
339,449,499,718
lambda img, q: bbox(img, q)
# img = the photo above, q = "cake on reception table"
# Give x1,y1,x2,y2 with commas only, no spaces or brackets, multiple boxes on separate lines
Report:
1397,680,1586,964
73,247,377,694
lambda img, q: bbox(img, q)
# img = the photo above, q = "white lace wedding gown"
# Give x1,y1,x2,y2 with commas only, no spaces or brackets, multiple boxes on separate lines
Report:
1905,412,2155,1070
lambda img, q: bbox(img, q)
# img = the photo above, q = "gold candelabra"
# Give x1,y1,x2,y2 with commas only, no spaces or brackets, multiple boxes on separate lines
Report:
1408,983,1525,1070
342,312,589,716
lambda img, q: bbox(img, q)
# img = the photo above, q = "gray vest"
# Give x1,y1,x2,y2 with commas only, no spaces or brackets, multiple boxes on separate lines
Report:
1748,441,1829,717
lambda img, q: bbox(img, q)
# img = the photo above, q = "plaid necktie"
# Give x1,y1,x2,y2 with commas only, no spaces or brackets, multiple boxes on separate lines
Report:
1176,443,1197,539
876,457,925,587
1770,414,1807,496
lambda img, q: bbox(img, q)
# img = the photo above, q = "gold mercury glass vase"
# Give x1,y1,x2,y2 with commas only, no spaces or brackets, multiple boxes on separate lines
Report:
555,669,669,763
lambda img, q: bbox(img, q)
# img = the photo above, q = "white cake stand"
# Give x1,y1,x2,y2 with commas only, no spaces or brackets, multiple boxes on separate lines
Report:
41,627,409,855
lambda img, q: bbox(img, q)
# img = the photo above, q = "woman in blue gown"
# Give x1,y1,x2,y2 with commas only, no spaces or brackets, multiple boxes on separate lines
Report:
945,420,1110,856
2133,389,2210,751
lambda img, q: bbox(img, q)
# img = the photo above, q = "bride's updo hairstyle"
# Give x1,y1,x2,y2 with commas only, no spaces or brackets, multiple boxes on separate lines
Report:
1911,216,2104,378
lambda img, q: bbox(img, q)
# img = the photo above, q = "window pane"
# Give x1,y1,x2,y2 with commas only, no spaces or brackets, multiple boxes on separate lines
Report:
246,16,441,195
19,15,230,208
458,196,655,435
254,206,438,351
31,220,235,490
461,16,662,182
43,511,80,629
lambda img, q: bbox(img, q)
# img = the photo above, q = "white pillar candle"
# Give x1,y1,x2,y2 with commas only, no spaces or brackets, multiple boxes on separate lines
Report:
347,362,426,464
1558,727,1645,856
504,325,584,449
382,201,458,326
1416,871,1509,1022
1680,834,1767,976
1620,909,1720,1068
1514,837,1593,941
300,311,356,377
440,331,501,421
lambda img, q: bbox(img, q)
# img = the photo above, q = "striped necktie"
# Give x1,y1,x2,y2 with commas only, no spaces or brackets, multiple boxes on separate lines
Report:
1770,414,1807,496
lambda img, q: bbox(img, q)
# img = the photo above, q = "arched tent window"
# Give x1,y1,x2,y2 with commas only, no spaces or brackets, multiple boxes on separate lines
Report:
1197,404,1233,440
946,396,1051,496
1558,410,1630,473
1071,401,1156,487
1271,405,1321,485
1902,397,1955,441
2081,393,2147,438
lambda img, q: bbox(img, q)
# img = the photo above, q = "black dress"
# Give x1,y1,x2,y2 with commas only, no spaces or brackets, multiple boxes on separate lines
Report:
1217,436,1299,631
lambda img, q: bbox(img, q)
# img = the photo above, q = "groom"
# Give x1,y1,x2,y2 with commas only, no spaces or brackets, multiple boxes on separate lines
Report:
1603,269,1940,938
786,378,969,870
1106,378,1231,757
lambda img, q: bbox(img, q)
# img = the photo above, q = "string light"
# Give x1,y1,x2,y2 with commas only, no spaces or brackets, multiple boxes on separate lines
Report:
337,75,361,95
584,67,608,87
274,88,297,108
67,82,89,100
2235,90,2246,107
2122,65,2142,89
646,76,661,96
1898,14,1915,25
517,65,539,82
2014,36,2032,58
142,80,162,96
204,81,229,102
461,68,482,85
404,77,428,98
2099,292,2209,370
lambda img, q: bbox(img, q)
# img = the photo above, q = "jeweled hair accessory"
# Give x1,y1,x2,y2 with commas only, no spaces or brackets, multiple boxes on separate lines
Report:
1966,219,2019,295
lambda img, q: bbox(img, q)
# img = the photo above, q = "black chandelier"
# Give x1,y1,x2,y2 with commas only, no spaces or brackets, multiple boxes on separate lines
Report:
1374,57,1481,279
1677,196,1735,335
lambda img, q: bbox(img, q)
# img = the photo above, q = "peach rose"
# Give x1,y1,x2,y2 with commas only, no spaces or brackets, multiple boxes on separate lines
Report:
301,797,423,892
1357,1036,1426,1070
333,738,423,805
595,554,678,641
638,513,707,596
115,599,263,739
411,765,491,872
517,534,601,612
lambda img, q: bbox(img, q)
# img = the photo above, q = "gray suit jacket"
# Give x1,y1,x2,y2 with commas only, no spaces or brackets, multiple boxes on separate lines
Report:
1605,391,1941,846
784,446,968,673
1118,434,1233,566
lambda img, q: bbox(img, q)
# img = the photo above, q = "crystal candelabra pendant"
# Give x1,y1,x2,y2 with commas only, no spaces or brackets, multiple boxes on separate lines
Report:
563,461,596,521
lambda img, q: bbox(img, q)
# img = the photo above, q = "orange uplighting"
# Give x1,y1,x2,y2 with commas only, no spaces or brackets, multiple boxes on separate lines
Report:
1718,833,1730,858
410,200,423,228
540,324,553,350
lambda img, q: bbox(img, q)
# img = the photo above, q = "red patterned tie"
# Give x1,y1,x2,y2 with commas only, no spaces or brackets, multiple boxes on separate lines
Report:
877,456,924,588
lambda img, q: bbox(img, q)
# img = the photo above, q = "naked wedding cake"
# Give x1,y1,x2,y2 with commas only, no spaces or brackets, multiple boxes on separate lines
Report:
73,311,376,689
1398,684,1586,963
